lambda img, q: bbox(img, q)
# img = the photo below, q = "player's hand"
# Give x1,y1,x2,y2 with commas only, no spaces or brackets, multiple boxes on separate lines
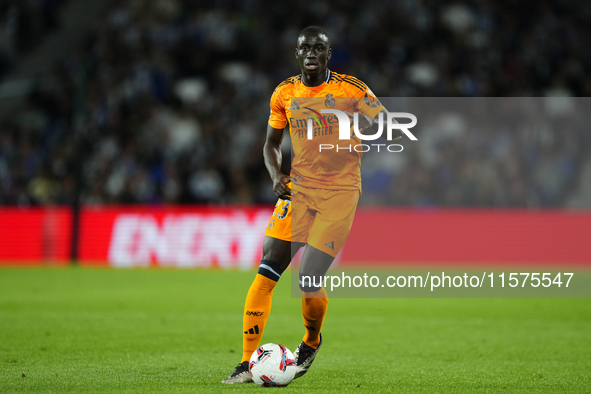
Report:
272,174,296,200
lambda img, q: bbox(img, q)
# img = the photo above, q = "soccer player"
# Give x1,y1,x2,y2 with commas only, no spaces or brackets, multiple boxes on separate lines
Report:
222,26,388,384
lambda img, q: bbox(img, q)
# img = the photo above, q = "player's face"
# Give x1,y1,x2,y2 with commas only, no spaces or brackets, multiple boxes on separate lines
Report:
295,33,331,78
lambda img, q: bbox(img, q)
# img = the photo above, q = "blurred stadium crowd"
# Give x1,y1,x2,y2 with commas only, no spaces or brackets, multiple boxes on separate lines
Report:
0,0,589,207
0,0,66,79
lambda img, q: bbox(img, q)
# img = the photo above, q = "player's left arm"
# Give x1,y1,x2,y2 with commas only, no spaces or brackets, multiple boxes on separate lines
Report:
345,80,405,141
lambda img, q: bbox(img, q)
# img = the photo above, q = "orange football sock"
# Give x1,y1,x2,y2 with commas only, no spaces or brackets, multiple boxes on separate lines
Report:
241,274,277,362
301,287,329,348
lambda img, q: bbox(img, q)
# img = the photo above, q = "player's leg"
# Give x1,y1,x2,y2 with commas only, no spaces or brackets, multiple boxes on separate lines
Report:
222,236,303,384
298,246,333,347
293,188,359,379
222,195,307,384
293,245,332,378
241,236,304,364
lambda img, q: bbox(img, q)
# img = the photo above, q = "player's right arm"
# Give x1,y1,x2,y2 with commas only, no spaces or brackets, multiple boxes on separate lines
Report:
264,124,292,200
265,80,296,200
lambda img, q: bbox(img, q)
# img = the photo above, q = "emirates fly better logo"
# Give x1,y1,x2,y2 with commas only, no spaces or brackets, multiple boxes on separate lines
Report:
306,110,418,152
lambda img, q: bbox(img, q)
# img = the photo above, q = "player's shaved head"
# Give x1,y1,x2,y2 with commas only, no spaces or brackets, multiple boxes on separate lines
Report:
297,26,331,47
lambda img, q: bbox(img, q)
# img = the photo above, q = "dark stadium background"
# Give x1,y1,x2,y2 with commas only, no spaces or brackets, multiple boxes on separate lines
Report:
1,2,590,393
0,0,589,265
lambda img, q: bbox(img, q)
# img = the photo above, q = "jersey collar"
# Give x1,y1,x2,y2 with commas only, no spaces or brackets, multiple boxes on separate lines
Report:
298,69,331,87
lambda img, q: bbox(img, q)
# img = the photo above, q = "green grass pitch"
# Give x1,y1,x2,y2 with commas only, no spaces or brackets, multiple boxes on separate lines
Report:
0,267,590,393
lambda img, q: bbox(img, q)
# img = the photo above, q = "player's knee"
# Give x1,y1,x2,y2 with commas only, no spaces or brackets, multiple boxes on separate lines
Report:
258,260,286,282
261,238,292,271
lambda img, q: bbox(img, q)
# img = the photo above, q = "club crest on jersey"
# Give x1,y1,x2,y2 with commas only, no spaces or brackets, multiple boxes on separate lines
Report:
325,93,336,108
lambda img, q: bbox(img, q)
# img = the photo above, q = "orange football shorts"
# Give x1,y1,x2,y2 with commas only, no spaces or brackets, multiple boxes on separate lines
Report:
264,183,359,258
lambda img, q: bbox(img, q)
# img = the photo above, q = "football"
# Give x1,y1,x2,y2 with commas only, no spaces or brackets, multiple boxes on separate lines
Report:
249,343,297,387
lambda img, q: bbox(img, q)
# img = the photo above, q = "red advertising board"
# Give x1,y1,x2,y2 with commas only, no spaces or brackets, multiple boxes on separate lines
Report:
1,207,590,266
78,206,272,267
0,207,72,265
343,209,591,266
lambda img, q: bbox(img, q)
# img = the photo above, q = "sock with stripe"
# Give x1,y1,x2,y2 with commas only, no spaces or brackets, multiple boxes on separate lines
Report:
241,260,285,362
301,287,329,349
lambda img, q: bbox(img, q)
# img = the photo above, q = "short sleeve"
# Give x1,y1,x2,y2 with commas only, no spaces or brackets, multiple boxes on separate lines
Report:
268,88,287,129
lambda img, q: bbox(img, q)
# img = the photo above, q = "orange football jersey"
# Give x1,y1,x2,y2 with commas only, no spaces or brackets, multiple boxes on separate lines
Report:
268,70,385,192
